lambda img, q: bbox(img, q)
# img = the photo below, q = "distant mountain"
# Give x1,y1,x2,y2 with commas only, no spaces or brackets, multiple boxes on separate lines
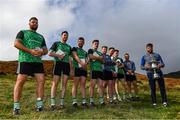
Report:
164,71,180,78
0,60,54,75
0,61,179,80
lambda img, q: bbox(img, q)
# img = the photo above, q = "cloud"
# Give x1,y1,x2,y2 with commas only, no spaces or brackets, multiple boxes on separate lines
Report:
69,0,180,73
0,0,75,60
0,0,180,73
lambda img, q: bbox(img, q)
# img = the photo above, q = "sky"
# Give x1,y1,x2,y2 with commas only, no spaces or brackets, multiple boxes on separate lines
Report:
0,0,180,74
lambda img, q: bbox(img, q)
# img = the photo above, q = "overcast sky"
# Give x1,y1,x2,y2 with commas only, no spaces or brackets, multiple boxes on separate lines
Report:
0,0,179,74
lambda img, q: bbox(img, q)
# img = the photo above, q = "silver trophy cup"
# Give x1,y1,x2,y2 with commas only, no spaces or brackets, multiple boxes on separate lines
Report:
151,58,160,79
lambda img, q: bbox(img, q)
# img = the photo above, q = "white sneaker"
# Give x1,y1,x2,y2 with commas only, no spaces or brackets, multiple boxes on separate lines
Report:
118,97,122,102
163,102,168,107
153,103,157,106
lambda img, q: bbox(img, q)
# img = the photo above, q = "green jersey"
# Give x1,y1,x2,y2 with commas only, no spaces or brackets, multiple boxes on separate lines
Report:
49,41,71,63
114,57,125,74
88,49,103,72
16,30,47,62
72,47,87,68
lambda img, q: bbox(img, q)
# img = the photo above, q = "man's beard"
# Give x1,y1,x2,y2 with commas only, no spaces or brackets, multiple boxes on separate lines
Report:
31,26,38,31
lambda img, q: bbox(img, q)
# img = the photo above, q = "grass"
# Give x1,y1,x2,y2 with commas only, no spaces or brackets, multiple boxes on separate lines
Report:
0,74,179,119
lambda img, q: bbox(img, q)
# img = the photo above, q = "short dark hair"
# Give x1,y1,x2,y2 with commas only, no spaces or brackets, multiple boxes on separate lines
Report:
109,47,115,50
102,46,108,49
114,49,119,53
61,31,68,36
78,37,85,41
146,43,153,48
92,39,99,43
124,52,129,56
29,17,38,22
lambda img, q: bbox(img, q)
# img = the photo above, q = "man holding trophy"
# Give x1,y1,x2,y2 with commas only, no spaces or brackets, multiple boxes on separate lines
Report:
141,43,168,107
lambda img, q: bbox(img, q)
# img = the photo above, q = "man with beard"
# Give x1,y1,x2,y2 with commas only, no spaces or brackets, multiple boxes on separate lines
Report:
141,43,167,107
13,17,48,115
71,37,88,109
49,31,72,110
101,46,116,103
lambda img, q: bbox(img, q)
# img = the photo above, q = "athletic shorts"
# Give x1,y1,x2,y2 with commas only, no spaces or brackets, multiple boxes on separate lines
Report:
74,67,87,77
17,62,44,75
117,73,125,79
91,71,103,80
125,74,137,81
103,70,113,80
53,61,70,76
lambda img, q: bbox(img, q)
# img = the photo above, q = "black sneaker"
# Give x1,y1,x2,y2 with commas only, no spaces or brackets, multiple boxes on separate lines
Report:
60,105,65,109
126,97,132,102
130,97,136,101
50,105,56,111
72,103,78,109
100,102,106,107
82,103,88,109
13,109,20,115
36,106,43,112
113,99,118,104
109,101,113,104
90,102,96,108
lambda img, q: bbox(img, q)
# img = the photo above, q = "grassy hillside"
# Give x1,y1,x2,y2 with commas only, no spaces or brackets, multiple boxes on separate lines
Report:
0,74,180,119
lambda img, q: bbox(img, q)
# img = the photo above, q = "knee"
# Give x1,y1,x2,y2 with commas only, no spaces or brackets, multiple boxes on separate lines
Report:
90,83,95,89
108,82,113,87
16,78,26,86
38,80,45,86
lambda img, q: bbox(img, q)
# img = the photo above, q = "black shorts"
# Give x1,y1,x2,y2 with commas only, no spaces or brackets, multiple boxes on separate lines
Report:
74,68,87,77
103,70,113,80
125,74,137,81
91,71,103,80
117,73,125,79
17,62,44,75
53,61,70,76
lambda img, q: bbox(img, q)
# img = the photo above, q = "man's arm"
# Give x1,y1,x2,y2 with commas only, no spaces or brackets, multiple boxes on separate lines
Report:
48,42,65,59
140,56,146,70
72,50,86,68
73,52,84,64
88,49,103,62
140,56,151,70
41,48,48,55
89,54,103,63
157,54,165,68
40,38,48,55
48,50,65,59
14,39,41,56
14,40,31,54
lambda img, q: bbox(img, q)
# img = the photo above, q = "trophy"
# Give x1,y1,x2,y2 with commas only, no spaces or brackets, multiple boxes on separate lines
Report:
150,56,160,79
